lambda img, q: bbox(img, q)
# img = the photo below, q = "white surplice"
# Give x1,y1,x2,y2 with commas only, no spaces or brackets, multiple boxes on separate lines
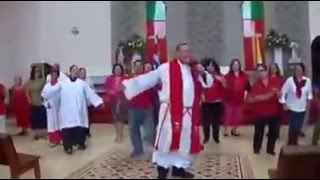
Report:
43,82,61,133
123,61,213,168
46,72,68,83
41,78,103,129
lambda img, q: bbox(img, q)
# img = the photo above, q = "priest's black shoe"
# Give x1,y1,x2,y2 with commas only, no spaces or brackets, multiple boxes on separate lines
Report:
65,149,73,155
172,166,194,179
157,166,169,179
78,144,87,150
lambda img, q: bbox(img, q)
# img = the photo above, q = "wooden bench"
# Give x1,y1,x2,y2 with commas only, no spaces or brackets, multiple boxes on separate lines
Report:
268,145,320,179
0,133,41,179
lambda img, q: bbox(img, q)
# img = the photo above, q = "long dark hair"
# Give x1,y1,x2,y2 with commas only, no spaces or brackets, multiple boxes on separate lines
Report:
30,65,42,80
293,63,306,77
269,63,281,77
112,63,124,75
229,58,244,75
202,57,221,75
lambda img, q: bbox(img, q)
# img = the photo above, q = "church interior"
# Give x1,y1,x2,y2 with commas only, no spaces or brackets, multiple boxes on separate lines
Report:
1,1,320,179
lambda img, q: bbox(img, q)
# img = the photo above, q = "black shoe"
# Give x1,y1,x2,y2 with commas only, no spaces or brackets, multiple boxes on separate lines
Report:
65,149,73,155
299,132,306,137
267,150,276,156
172,166,194,179
87,133,92,138
203,137,209,144
254,149,260,154
78,144,86,150
157,166,169,179
214,138,220,144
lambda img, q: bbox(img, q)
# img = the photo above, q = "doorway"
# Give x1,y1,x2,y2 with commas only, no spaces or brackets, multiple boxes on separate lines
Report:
311,36,320,84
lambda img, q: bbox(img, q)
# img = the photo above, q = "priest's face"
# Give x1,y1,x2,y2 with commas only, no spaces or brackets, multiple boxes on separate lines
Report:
177,44,192,64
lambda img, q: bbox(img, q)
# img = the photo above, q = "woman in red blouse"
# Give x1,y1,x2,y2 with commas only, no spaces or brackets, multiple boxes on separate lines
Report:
223,59,250,136
247,64,281,155
201,58,225,144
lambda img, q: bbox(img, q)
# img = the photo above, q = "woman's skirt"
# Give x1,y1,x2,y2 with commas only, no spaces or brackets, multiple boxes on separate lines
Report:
30,105,47,129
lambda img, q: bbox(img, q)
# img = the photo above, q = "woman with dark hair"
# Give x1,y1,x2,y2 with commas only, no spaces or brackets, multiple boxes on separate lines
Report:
280,63,312,145
26,64,46,140
267,63,284,138
247,64,281,155
11,76,31,136
105,63,127,143
223,59,250,136
201,57,225,144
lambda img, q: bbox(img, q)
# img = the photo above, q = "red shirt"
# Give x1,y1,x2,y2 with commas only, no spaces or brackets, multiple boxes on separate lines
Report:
250,77,280,117
0,84,6,115
129,74,153,109
203,75,224,102
224,72,249,104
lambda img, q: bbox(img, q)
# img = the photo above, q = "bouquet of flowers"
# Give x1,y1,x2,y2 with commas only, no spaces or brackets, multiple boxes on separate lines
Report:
266,29,290,49
123,34,146,55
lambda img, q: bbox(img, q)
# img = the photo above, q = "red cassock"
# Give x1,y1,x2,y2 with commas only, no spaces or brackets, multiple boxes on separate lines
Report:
11,86,30,128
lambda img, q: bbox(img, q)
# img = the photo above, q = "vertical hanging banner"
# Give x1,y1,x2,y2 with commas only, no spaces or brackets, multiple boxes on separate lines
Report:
146,1,167,68
242,1,265,70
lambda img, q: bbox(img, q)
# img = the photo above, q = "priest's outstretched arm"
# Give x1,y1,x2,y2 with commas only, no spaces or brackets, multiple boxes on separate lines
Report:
122,67,161,100
83,82,104,108
41,82,61,100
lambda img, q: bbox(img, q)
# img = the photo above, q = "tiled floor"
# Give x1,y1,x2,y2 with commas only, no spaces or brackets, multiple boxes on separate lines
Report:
0,124,315,179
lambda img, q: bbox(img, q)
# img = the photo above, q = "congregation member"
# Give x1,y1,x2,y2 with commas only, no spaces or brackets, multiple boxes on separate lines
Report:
123,43,213,179
267,63,284,138
105,63,127,143
11,76,31,136
127,60,155,159
280,63,313,145
223,59,250,136
46,63,68,83
79,67,93,137
0,83,6,133
201,57,225,144
42,65,103,154
44,70,62,147
247,64,280,155
26,64,47,140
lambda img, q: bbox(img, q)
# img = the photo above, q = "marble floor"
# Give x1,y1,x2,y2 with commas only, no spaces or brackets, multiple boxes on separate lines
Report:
0,124,315,179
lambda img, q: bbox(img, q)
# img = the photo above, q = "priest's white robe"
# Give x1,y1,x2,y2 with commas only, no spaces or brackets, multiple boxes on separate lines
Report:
123,61,213,168
41,78,103,129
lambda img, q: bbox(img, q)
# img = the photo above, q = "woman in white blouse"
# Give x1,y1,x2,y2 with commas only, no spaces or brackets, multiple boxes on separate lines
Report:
280,63,313,145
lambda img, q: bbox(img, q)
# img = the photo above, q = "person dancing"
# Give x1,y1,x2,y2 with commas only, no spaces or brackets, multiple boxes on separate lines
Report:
122,43,213,179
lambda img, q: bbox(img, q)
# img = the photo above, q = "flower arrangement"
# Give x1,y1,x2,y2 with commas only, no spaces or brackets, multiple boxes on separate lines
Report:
123,34,146,55
266,29,290,49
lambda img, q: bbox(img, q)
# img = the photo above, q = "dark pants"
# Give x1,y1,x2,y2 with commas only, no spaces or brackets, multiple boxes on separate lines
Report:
62,127,86,151
254,115,280,152
201,102,224,141
30,105,47,129
288,111,305,145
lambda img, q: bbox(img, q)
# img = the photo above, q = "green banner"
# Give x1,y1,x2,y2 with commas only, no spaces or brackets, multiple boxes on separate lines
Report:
146,1,166,21
242,1,264,20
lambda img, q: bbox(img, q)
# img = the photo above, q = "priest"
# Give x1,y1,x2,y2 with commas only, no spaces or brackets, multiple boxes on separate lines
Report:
42,65,103,154
123,43,213,179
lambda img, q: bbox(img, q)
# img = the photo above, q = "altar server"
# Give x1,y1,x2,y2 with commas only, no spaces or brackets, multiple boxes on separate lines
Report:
42,65,103,154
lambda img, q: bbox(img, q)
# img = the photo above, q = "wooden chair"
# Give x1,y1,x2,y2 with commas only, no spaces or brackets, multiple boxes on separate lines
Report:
268,145,320,179
0,133,41,179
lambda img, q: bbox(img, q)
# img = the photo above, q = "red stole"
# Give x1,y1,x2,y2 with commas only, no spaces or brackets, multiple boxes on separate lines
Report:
169,59,203,154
